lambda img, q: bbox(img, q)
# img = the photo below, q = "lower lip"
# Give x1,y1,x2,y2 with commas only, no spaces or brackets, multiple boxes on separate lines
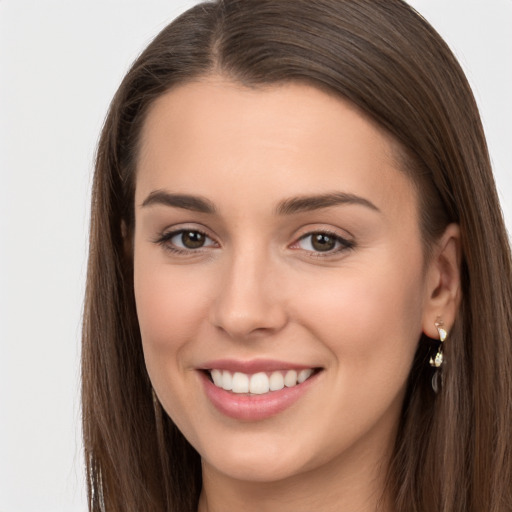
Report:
200,371,320,421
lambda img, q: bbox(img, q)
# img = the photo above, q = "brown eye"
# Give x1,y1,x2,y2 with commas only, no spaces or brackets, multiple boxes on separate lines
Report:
295,231,354,255
311,233,337,252
180,230,206,249
159,229,217,252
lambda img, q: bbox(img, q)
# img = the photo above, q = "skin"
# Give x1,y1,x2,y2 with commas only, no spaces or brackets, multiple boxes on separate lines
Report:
133,78,461,512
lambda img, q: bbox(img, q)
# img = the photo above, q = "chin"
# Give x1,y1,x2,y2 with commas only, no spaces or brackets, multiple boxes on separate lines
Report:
202,444,312,483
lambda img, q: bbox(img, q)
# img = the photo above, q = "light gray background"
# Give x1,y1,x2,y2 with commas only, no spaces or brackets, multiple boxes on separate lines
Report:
0,1,510,511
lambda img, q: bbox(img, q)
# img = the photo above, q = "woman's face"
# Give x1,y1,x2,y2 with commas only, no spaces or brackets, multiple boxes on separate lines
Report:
133,79,433,483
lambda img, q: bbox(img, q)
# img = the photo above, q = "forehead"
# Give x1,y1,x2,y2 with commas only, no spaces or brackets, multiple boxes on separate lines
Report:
135,78,416,220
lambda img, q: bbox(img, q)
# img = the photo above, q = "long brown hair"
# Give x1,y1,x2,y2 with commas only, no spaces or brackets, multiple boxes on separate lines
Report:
82,1,512,510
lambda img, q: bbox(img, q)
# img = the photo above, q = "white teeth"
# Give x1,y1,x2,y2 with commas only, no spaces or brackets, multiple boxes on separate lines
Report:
211,369,223,387
209,368,315,394
284,370,298,387
221,370,233,391
298,368,313,383
249,372,269,394
269,371,285,391
232,372,249,393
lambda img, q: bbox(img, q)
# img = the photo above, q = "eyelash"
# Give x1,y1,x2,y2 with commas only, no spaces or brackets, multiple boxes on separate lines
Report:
154,228,355,257
154,229,217,255
293,230,355,258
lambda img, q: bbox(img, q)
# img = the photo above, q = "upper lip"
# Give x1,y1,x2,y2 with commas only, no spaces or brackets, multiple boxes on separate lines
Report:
198,358,320,374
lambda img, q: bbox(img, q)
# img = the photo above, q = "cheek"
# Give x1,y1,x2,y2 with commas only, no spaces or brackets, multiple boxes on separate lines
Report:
133,256,215,436
133,246,213,380
292,251,425,375
135,269,205,347
283,255,426,458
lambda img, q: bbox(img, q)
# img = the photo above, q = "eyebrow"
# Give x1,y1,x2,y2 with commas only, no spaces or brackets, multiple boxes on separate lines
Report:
275,192,380,215
141,190,379,215
141,190,217,214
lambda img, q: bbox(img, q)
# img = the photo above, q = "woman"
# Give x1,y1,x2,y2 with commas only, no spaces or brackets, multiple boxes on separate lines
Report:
82,1,512,510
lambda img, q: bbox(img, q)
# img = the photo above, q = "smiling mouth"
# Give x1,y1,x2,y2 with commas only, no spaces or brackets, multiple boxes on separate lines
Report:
206,368,321,395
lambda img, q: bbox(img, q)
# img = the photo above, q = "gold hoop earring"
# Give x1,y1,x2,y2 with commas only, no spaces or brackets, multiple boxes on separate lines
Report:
430,318,447,393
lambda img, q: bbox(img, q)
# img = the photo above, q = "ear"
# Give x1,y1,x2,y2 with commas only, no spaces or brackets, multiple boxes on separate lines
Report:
422,223,462,339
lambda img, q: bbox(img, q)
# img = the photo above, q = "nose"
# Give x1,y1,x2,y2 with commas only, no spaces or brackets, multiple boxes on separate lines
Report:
209,249,288,339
